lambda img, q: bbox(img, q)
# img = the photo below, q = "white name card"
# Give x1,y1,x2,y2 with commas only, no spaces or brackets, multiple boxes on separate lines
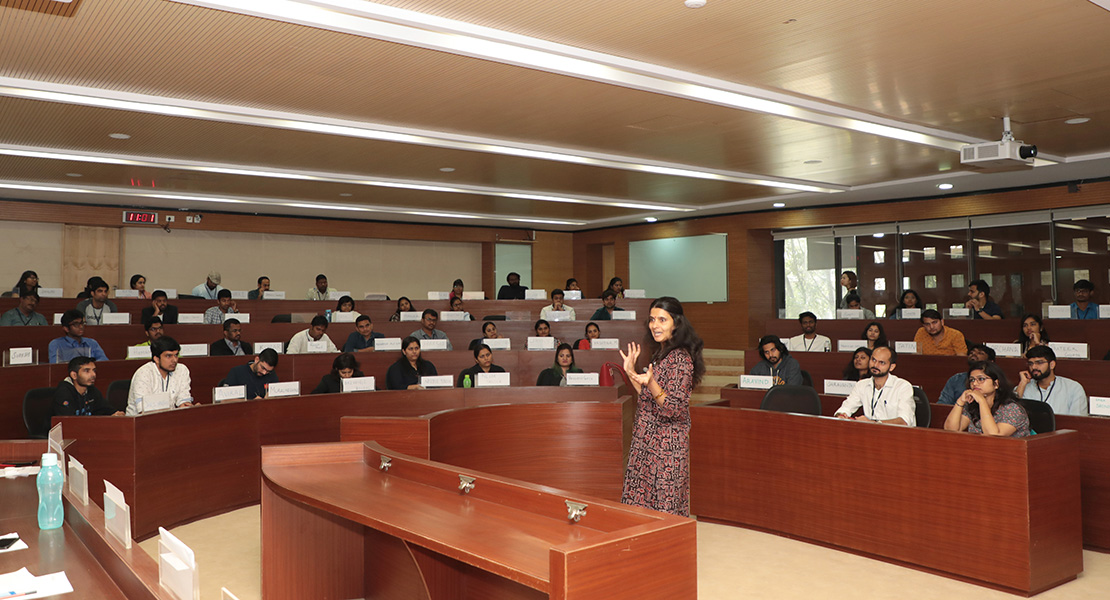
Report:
894,341,918,354
376,338,402,351
612,310,636,321
158,527,199,600
740,374,774,390
986,343,1022,358
566,372,600,386
54,312,64,325
419,338,449,351
178,313,204,324
262,291,285,300
139,392,173,414
462,291,484,300
483,338,511,350
947,308,972,317
1048,342,1089,359
179,343,208,357
103,479,132,549
213,386,246,403
230,290,248,300
38,287,63,298
341,376,376,392
837,339,869,352
127,345,152,360
440,311,466,321
1047,305,1072,319
8,347,33,365
225,312,249,323
900,308,921,320
266,381,301,398
563,290,582,300
476,372,510,387
255,341,284,354
824,379,857,396
427,291,450,300
306,340,328,353
328,291,351,301
527,336,556,351
1090,396,1110,417
836,309,864,319
524,289,547,300
162,289,178,299
68,455,89,506
624,289,646,299
546,310,573,322
1101,305,1110,319
114,289,139,298
102,312,131,325
331,312,355,323
420,375,454,388
400,311,423,322
590,338,619,350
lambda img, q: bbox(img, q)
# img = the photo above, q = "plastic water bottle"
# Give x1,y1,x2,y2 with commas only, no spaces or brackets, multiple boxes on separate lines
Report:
37,453,64,530
463,374,472,388
325,309,332,322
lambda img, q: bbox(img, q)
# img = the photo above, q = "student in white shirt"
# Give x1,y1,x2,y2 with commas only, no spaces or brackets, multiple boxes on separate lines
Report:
786,311,831,352
539,289,576,321
834,346,916,426
287,315,340,354
126,336,193,416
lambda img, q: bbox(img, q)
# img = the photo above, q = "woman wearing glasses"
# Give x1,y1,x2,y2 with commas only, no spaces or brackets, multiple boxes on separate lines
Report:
943,362,1030,437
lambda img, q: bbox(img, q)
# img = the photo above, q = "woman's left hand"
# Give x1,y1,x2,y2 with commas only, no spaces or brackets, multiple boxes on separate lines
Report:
629,363,653,387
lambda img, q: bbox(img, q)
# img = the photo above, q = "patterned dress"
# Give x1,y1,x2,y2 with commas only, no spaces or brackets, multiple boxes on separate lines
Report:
965,402,1031,437
622,348,693,516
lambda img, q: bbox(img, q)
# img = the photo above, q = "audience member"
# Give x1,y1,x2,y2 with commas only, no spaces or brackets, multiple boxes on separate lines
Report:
496,272,528,300
306,273,334,301
943,362,1029,437
1015,313,1050,356
565,278,580,291
449,296,474,321
590,290,624,320
913,310,967,356
890,289,922,319
203,288,239,324
386,336,438,390
312,353,365,394
1070,279,1098,320
126,336,193,416
536,343,582,386
333,295,361,320
53,357,121,416
131,317,164,354
1017,346,1089,416
410,309,451,350
48,310,108,364
12,270,39,295
287,316,339,354
833,346,915,425
247,276,270,300
191,271,224,300
141,290,179,325
75,277,118,325
786,312,831,352
605,277,625,299
533,319,561,346
469,321,501,351
750,335,802,386
343,315,384,353
965,279,1002,319
210,318,252,357
75,276,101,300
937,344,996,405
862,321,887,350
457,344,506,387
1,288,48,326
129,274,150,299
843,294,875,319
540,289,576,321
222,349,280,399
839,271,858,308
841,347,872,381
574,322,601,350
389,297,413,322
449,279,465,302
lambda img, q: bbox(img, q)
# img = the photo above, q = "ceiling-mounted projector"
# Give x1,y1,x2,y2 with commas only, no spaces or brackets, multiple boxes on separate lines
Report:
960,117,1037,171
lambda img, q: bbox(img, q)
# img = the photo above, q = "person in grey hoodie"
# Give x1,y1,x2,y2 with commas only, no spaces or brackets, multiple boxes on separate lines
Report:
750,335,803,386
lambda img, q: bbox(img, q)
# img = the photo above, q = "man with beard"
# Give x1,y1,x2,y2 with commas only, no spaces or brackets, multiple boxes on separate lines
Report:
937,344,996,405
126,337,193,416
913,309,967,356
786,311,831,352
833,345,916,426
53,357,122,416
750,335,802,386
1016,346,1089,416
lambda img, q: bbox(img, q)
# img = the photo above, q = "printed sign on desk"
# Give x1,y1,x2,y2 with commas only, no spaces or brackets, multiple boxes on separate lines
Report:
341,376,376,392
38,287,63,298
612,310,636,321
986,343,1021,358
837,339,868,352
427,291,450,300
624,289,646,299
824,380,856,396
1101,305,1110,319
328,291,351,301
1046,305,1071,319
899,308,921,320
1090,396,1110,417
262,291,285,300
739,374,773,390
419,339,448,351
225,312,249,323
945,307,972,318
564,290,582,301
566,372,599,386
546,310,573,322
476,372,510,387
230,290,248,300
213,386,246,403
527,336,556,351
420,375,453,388
376,338,402,351
114,289,139,299
400,311,422,322
127,345,153,360
255,341,284,354
836,309,864,320
8,347,33,365
306,340,328,353
483,338,511,350
440,311,466,321
266,381,300,398
177,313,204,324
54,313,64,325
1048,342,1088,359
162,289,178,299
331,312,355,323
179,344,208,357
589,338,619,350
102,312,131,325
462,291,484,300
524,289,547,300
894,341,918,354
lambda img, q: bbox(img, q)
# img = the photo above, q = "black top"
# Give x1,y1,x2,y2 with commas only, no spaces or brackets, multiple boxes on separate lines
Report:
385,360,438,390
140,305,179,325
496,284,528,300
222,361,278,399
589,307,623,321
456,363,506,387
210,338,253,357
53,380,115,416
536,366,583,386
312,370,366,394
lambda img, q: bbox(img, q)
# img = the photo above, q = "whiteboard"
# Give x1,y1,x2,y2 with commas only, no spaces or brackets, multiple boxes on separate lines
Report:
629,234,727,302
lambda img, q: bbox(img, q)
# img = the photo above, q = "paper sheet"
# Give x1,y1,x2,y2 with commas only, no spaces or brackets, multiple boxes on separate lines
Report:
0,533,28,554
0,567,73,598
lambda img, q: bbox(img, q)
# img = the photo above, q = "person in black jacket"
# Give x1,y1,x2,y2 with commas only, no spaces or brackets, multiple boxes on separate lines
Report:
140,290,179,325
53,357,121,416
457,344,506,387
496,272,528,300
536,343,583,386
312,353,364,394
210,318,253,357
386,336,438,390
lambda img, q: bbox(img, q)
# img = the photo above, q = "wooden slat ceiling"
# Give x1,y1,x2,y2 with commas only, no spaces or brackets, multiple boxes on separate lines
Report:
0,0,1109,229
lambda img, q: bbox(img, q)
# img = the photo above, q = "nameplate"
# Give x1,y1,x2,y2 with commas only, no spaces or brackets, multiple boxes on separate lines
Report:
527,336,556,351
178,313,204,324
376,338,402,351
8,347,33,365
400,311,422,322
68,455,88,505
157,528,198,600
476,372,510,387
306,340,328,353
427,291,450,300
824,379,856,396
440,311,466,321
986,343,1022,358
1048,342,1088,359
837,339,868,352
1101,305,1110,319
266,381,300,398
894,341,918,354
590,338,619,350
139,392,173,414
114,289,139,298
230,290,248,300
836,309,864,319
546,310,573,322
566,372,600,386
102,312,131,325
54,312,64,325
331,312,355,323
1046,305,1071,319
483,338,510,350
419,338,448,351
127,345,152,360
462,291,484,300
213,386,246,403
38,287,63,298
103,480,132,549
255,341,284,354
262,291,285,300
524,289,547,300
1090,396,1110,417
739,374,774,390
563,290,582,300
162,289,178,299
328,291,351,301
624,289,646,299
899,308,921,320
341,376,376,392
179,343,208,357
612,310,636,321
947,308,972,318
420,375,453,388
225,312,249,323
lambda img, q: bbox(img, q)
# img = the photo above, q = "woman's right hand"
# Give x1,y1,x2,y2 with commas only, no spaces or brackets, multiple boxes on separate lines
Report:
619,342,641,378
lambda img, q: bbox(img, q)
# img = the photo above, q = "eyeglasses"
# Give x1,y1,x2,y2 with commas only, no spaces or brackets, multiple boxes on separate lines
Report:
1026,359,1049,367
968,376,992,384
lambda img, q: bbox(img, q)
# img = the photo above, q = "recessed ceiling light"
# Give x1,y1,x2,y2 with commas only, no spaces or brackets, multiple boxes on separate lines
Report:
65,173,82,177
439,167,456,172
645,217,658,222
873,233,885,238
339,193,352,197
108,133,131,140
803,159,822,165
1064,117,1090,125
684,0,707,8
937,183,954,190
773,202,786,208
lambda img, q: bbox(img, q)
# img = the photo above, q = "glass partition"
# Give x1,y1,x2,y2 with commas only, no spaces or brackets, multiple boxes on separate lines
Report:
970,223,1052,318
1054,216,1110,309
901,228,968,313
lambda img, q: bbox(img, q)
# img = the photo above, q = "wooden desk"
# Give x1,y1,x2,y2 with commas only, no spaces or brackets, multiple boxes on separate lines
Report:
261,440,696,600
690,405,1083,594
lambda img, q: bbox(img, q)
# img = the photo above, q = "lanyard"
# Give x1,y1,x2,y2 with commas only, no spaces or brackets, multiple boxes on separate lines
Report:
870,384,886,418
1037,379,1056,404
89,306,103,324
803,336,815,351
160,371,171,393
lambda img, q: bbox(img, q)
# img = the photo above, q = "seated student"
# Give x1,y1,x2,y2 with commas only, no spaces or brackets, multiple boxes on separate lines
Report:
841,347,872,381
191,271,224,300
306,274,334,301
533,319,562,346
1017,346,1089,416
749,335,802,386
496,272,528,300
468,321,501,351
913,309,967,356
126,337,193,416
574,322,601,350
591,290,624,320
457,344,507,387
833,346,915,426
937,344,996,405
12,270,39,296
222,349,280,399
449,296,475,321
965,279,1002,319
386,336,438,390
332,295,361,321
1,287,48,326
312,353,365,394
287,316,339,354
203,289,239,324
1071,279,1098,319
410,309,452,350
48,310,108,364
889,289,922,319
448,278,465,303
536,343,583,386
141,290,179,325
343,315,384,353
129,274,150,300
75,276,102,300
247,276,270,300
786,312,831,352
75,277,119,325
210,318,252,357
1015,313,1050,356
565,278,581,291
862,321,887,350
127,317,164,358
604,277,625,299
943,362,1029,437
53,357,122,416
389,297,414,322
842,294,876,319
539,289,576,321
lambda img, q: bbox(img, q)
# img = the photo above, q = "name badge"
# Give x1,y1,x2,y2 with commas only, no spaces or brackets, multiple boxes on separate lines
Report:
38,287,63,298
439,311,466,321
54,313,65,325
420,375,453,388
624,289,646,298
566,372,599,386
230,290,248,300
331,312,355,323
376,338,402,351
476,372,510,387
524,289,546,300
589,338,619,350
139,392,173,414
8,347,33,365
824,379,856,396
178,313,204,324
1090,396,1110,417
527,336,556,350
894,341,918,354
427,291,450,300
462,291,484,300
306,340,328,353
986,343,1022,358
400,311,423,322
477,337,508,350
1100,305,1110,319
327,291,351,301
1048,342,1088,359
836,309,864,319
162,289,178,299
102,312,131,325
739,375,774,390
900,308,921,319
1046,305,1071,319
127,345,153,360
225,312,249,323
837,339,869,352
266,381,301,398
213,386,246,403
546,310,573,322
255,341,284,354
262,291,285,300
114,289,139,299
612,310,636,321
947,307,972,317
179,343,208,357
341,376,376,392
419,339,448,351
563,290,582,300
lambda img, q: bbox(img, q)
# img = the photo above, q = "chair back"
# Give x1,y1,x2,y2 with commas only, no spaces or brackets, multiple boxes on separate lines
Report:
270,314,292,323
1018,399,1056,434
760,385,822,416
481,315,507,321
106,379,131,413
23,387,56,438
800,370,814,389
912,387,931,428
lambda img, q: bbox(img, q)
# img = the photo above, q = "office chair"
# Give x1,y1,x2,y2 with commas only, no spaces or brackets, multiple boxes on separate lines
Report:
23,387,56,438
271,314,292,323
800,369,814,389
1018,399,1056,434
106,379,131,414
760,385,822,416
481,315,507,321
912,387,930,428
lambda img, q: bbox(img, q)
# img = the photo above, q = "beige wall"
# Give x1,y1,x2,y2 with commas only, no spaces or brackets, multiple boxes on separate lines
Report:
0,220,64,294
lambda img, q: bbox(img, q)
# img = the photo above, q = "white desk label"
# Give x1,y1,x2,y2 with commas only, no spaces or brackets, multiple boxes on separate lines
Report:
331,312,355,323
566,372,599,386
306,340,328,353
427,291,450,300
527,336,556,351
341,376,376,392
986,343,1022,358
836,309,864,319
1047,305,1072,319
546,310,573,322
38,287,63,298
114,289,139,298
1100,305,1110,319
462,291,484,300
824,379,857,396
328,291,351,301
68,455,88,505
624,289,646,298
177,313,204,324
262,291,285,300
900,308,921,320
589,338,619,350
440,311,466,321
266,381,300,398
225,312,249,323
400,311,422,322
179,343,208,357
139,392,173,414
421,375,453,388
947,308,972,318
255,341,284,354
483,338,511,350
837,339,869,352
376,338,402,351
612,310,636,321
476,372,510,387
419,338,448,351
1090,396,1110,417
524,289,547,300
563,290,582,300
230,290,248,300
54,313,64,325
739,374,774,390
126,345,152,360
8,347,32,365
162,289,177,299
213,386,246,403
894,341,918,354
1048,342,1088,359
102,312,131,325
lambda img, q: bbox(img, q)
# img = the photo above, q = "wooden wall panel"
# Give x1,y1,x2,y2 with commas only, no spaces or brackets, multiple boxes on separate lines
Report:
530,230,573,293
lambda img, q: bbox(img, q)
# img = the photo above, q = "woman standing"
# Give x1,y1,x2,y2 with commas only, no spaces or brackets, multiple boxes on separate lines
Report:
839,271,858,308
619,296,705,517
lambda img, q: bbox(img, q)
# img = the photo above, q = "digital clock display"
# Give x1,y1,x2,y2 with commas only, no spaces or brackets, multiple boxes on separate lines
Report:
122,210,159,224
